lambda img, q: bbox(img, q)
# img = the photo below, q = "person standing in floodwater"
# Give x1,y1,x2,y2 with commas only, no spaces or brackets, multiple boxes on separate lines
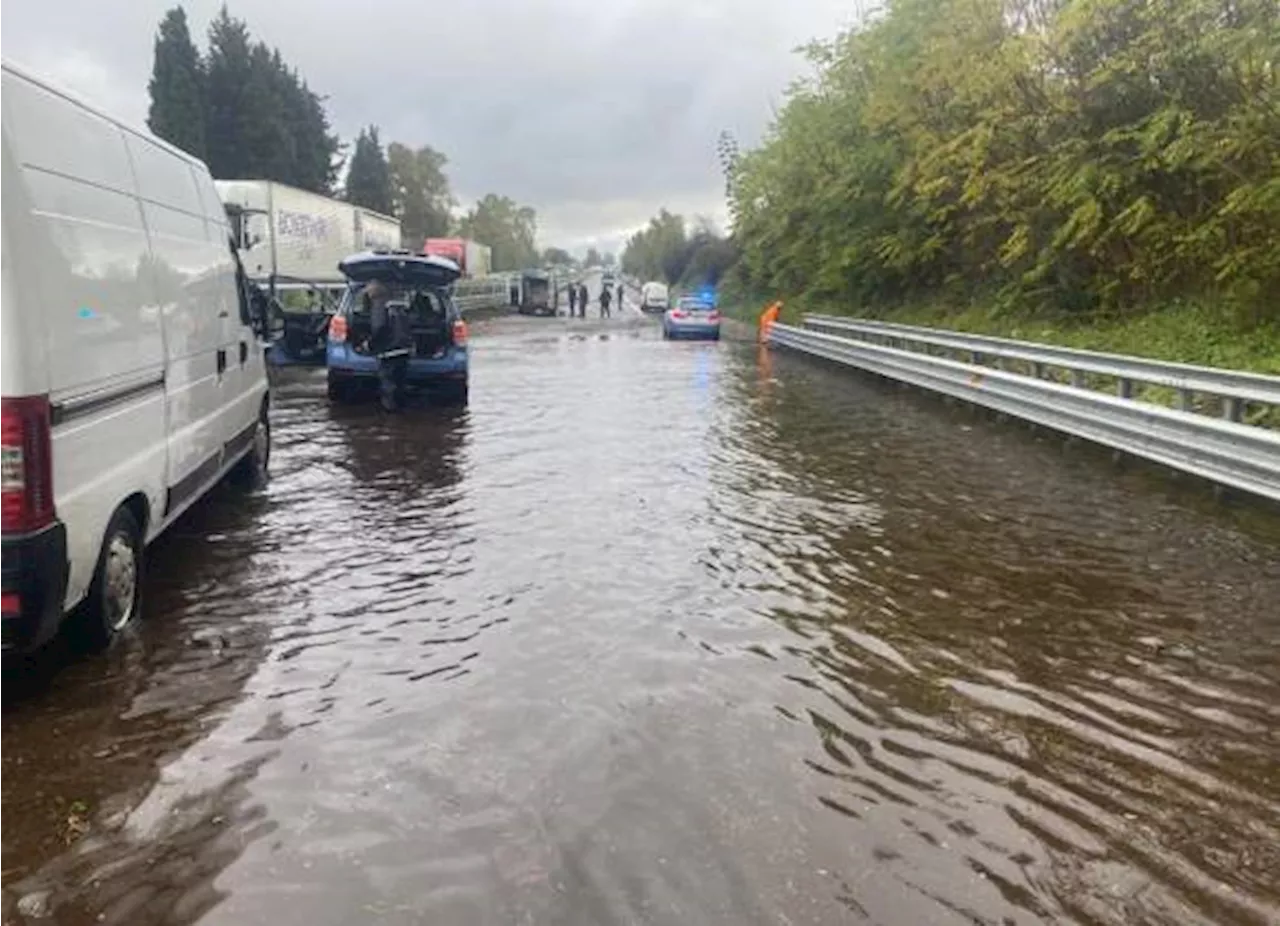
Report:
758,300,782,343
600,285,612,319
568,282,578,317
578,282,590,318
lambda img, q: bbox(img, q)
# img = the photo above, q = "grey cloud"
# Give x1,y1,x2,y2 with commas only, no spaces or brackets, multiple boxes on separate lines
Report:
2,0,855,244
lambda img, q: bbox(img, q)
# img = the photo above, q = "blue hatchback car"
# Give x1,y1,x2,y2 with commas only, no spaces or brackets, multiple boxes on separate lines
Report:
326,251,469,407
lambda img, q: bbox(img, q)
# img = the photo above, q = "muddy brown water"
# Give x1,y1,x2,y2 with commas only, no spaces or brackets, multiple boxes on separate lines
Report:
3,313,1279,926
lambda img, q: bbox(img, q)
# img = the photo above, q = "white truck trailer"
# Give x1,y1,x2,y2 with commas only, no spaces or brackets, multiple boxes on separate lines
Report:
215,181,402,364
215,180,401,295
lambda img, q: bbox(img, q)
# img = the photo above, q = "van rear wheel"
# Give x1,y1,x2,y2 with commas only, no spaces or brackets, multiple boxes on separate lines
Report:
232,406,270,487
71,507,143,652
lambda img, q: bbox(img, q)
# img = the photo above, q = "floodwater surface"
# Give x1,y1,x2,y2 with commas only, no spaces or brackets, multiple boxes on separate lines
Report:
3,309,1279,926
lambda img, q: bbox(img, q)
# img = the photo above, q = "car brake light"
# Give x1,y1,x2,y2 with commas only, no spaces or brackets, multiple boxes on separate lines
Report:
708,311,721,321
452,318,468,346
2,396,56,535
329,314,348,343
671,310,687,319
1,591,19,616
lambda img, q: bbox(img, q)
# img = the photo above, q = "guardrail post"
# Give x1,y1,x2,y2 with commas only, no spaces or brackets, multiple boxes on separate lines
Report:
1071,370,1085,388
1223,397,1243,422
1032,362,1045,379
1178,389,1192,411
1118,378,1133,399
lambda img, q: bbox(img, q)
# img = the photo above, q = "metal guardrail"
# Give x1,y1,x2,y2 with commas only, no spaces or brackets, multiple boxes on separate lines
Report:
769,323,1280,502
806,315,1280,420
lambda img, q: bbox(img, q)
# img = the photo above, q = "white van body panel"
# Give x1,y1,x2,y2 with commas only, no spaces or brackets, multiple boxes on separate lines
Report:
641,281,669,309
1,61,268,613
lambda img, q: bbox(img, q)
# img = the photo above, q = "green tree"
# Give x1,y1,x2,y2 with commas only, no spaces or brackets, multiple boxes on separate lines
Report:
146,7,205,159
456,194,538,271
621,209,690,283
387,142,453,246
345,127,394,215
542,246,574,267
187,5,340,192
729,0,1280,320
583,247,602,267
202,6,254,180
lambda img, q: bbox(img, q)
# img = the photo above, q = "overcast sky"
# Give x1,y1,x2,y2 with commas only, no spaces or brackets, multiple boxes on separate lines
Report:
3,0,856,254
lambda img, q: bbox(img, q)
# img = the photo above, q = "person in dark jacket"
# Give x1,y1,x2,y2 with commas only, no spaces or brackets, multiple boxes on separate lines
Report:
568,281,578,316
600,284,612,318
578,282,589,318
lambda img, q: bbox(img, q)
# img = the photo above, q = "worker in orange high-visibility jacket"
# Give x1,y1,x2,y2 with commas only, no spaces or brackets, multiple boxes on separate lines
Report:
758,300,782,343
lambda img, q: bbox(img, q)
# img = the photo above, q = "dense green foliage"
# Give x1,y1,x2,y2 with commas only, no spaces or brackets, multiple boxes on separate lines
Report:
622,211,738,288
729,0,1280,323
147,6,543,260
542,247,575,267
202,7,340,192
148,6,341,193
456,194,539,271
345,126,394,215
147,8,206,160
388,142,453,246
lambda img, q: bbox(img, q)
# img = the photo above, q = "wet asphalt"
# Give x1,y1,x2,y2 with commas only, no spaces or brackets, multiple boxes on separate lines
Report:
3,296,1279,925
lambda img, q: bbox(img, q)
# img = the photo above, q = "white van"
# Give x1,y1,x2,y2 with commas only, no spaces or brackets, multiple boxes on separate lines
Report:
640,281,669,314
1,61,271,654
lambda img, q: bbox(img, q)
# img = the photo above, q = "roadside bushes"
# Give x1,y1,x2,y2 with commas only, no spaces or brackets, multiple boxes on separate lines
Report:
729,0,1280,324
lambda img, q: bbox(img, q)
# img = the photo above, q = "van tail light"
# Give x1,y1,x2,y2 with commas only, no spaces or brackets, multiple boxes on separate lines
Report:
329,314,349,343
2,396,56,535
452,318,469,346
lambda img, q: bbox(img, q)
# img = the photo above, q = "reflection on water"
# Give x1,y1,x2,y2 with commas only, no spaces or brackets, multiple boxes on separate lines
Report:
3,317,1279,925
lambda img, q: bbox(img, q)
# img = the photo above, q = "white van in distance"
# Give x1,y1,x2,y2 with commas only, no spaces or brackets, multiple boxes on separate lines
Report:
640,281,670,314
1,61,271,655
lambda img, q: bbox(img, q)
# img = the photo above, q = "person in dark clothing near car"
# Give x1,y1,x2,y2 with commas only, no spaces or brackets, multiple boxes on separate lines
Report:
364,279,412,410
600,284,612,318
568,281,578,316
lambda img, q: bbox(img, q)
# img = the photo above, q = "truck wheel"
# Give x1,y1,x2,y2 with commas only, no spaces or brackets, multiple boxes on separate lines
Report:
72,506,143,653
232,404,271,487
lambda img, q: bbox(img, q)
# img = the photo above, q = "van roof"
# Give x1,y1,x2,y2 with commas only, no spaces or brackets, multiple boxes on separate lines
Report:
2,58,209,172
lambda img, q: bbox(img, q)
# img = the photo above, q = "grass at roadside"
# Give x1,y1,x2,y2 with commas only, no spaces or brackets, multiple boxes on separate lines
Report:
722,293,1280,375
879,301,1280,376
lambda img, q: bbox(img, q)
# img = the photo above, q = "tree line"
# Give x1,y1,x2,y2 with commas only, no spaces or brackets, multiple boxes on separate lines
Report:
725,0,1279,323
146,5,544,271
621,210,737,289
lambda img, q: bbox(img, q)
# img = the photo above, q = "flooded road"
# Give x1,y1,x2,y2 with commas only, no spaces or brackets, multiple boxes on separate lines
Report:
4,311,1280,926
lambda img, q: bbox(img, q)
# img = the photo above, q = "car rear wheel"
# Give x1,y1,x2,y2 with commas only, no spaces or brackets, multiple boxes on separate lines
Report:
328,374,353,403
440,381,469,406
71,506,143,652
